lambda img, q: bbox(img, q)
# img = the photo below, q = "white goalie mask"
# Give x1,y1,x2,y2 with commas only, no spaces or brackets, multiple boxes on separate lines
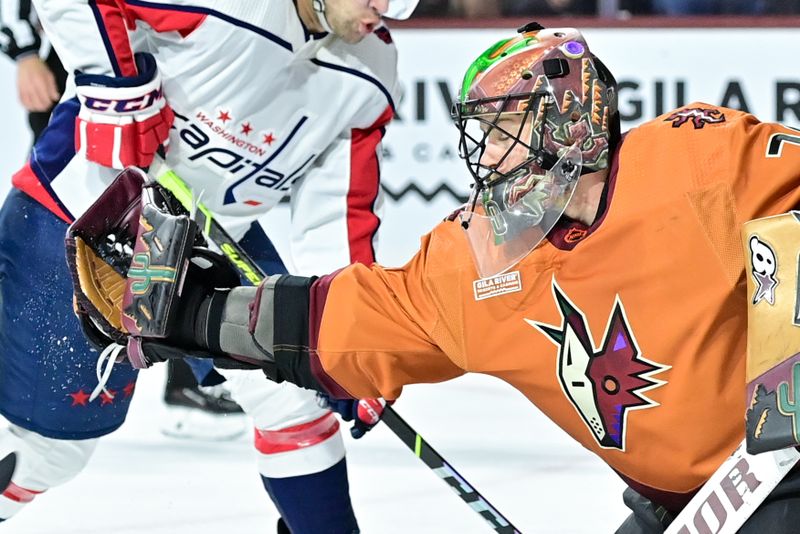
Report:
312,0,419,32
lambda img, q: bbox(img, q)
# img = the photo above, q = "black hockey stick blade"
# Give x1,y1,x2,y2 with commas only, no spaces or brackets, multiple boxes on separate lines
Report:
381,408,521,533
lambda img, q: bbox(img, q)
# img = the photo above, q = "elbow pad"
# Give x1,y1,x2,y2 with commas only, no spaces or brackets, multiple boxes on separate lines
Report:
215,275,324,391
213,280,279,363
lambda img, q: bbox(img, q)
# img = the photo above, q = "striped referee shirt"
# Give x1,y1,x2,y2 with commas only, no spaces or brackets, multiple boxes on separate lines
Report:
0,0,41,60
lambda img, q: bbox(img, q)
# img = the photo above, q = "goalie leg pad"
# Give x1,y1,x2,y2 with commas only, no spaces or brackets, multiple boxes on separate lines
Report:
742,211,800,453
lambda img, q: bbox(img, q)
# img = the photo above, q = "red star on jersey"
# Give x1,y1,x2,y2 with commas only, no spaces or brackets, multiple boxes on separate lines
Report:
123,382,136,398
68,389,90,407
241,122,253,135
100,390,117,406
262,133,275,145
218,110,232,123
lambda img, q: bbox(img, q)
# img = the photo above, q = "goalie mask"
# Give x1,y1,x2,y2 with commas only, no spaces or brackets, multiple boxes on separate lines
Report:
452,24,618,278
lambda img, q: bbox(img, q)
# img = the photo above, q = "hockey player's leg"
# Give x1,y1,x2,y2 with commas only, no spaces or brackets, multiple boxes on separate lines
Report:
0,452,15,510
159,219,273,440
263,457,358,534
0,424,98,520
0,189,139,520
222,369,359,534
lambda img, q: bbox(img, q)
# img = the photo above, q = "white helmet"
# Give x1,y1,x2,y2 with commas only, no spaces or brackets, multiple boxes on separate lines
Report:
313,0,419,33
384,0,419,19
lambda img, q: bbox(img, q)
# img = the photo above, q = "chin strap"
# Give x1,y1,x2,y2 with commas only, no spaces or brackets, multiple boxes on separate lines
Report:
310,0,333,33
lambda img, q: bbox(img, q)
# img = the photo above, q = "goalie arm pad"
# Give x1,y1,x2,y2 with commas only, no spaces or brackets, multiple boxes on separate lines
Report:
207,274,350,398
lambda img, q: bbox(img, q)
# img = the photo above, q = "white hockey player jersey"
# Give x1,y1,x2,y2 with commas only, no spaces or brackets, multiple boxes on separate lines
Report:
15,0,399,273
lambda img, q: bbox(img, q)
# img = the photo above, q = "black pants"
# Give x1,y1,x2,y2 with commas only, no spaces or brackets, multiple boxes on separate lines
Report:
616,466,800,534
27,49,67,143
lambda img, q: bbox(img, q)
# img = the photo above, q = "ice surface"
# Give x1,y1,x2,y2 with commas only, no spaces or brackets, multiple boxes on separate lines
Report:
5,368,629,533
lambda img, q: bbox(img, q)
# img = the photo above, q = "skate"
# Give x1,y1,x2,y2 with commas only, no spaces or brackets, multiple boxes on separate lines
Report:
160,383,248,441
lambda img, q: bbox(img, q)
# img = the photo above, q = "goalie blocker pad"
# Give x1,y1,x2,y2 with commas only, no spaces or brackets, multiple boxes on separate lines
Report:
65,167,147,347
742,210,800,454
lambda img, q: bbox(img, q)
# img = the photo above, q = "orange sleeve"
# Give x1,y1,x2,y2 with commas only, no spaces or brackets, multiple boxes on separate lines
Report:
727,116,800,219
315,234,465,400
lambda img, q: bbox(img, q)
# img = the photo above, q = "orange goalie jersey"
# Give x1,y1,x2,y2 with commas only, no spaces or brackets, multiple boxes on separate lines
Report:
310,104,800,510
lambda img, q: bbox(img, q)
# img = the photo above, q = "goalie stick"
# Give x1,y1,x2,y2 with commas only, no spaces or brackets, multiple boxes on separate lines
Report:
381,407,519,533
150,160,521,534
663,439,799,534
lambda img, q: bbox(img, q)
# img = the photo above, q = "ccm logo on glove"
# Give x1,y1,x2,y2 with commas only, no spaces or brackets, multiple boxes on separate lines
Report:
357,398,386,426
81,88,164,113
75,52,174,169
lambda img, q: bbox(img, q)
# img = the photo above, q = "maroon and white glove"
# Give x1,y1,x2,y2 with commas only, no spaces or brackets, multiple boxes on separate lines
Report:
74,52,173,169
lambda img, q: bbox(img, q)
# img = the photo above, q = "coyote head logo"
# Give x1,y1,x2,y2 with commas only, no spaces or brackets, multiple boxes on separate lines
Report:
526,278,669,450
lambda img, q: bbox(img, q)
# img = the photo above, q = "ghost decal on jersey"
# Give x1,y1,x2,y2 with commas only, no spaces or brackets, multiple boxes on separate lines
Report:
748,235,779,306
526,277,669,451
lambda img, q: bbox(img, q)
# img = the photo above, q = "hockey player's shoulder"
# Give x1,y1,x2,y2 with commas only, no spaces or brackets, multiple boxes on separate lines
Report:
420,218,474,273
626,103,763,161
317,27,399,95
645,102,755,135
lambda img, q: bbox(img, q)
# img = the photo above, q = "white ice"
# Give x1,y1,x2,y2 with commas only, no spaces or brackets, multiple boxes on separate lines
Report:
4,367,629,534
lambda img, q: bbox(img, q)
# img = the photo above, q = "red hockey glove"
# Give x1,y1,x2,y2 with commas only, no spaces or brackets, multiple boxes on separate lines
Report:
75,52,174,169
320,395,387,439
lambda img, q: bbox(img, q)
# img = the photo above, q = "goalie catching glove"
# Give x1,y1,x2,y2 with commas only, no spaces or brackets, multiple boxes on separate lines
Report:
67,166,376,410
66,167,248,370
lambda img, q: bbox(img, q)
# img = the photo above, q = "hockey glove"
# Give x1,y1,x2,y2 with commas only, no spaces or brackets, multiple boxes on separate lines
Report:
75,52,174,169
66,166,147,351
118,178,252,369
66,166,246,369
319,395,387,439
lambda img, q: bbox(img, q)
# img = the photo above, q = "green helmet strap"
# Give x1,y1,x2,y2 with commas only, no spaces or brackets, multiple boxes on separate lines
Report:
459,35,539,101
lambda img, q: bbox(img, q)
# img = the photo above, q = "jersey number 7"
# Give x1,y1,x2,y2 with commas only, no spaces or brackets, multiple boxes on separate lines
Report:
766,125,800,158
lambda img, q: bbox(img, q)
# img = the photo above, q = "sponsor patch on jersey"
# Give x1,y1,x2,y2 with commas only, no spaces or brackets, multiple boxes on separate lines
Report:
473,271,522,301
748,234,779,306
664,107,726,129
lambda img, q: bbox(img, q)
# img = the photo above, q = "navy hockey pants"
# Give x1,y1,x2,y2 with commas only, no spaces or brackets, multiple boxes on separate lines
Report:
0,189,137,439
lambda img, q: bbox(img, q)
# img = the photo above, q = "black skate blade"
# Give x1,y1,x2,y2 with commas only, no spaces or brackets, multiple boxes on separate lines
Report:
0,452,17,493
